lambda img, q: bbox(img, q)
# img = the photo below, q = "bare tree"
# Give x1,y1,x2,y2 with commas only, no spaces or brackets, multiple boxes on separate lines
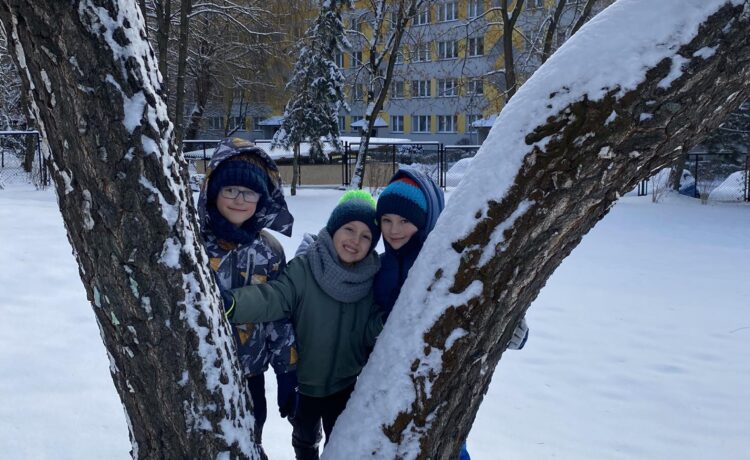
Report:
348,0,426,189
0,1,747,459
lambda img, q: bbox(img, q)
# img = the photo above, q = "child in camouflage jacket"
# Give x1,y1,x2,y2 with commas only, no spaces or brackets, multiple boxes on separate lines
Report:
197,137,297,444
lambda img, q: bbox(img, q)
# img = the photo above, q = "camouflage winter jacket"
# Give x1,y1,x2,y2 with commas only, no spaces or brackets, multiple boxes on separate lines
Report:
198,138,296,377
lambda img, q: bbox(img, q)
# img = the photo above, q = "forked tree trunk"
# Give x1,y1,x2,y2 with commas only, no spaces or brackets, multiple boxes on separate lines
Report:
1,0,748,459
0,2,260,458
325,2,750,458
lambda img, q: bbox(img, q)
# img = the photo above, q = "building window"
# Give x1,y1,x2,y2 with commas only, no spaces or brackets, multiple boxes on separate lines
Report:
414,8,430,25
466,114,481,132
227,116,244,130
209,117,224,130
391,115,404,133
437,115,457,133
351,51,363,67
411,79,431,98
468,0,484,18
438,2,458,22
468,78,484,95
437,79,458,97
394,49,404,64
391,80,405,98
411,43,431,62
437,40,458,60
334,51,344,68
338,116,346,132
468,36,484,57
529,0,545,8
351,16,363,32
253,117,263,131
350,115,363,131
353,84,365,101
411,115,431,133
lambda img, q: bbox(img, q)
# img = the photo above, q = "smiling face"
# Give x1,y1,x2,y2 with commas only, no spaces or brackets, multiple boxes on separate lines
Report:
332,220,373,265
380,213,419,250
216,186,258,226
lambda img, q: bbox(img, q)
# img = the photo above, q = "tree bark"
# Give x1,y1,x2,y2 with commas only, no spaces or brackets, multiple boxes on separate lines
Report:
325,2,750,458
541,0,567,64
154,0,170,102
500,0,525,101
571,0,599,35
292,142,299,196
173,0,191,143
0,2,261,458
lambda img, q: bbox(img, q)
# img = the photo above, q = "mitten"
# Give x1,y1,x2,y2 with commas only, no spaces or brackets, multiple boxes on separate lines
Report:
276,370,298,419
507,317,529,350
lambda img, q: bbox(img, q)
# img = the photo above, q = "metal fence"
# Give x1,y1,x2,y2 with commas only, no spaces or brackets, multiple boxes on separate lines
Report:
0,131,48,188
687,152,749,201
636,152,749,202
341,141,447,190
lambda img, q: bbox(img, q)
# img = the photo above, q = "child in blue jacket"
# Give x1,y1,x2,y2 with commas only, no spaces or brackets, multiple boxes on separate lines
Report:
373,167,529,460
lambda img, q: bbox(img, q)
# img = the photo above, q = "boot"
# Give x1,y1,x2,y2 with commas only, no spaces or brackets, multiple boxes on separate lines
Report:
294,446,319,460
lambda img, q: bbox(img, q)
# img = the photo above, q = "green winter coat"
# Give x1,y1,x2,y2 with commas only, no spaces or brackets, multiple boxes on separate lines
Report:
230,254,383,397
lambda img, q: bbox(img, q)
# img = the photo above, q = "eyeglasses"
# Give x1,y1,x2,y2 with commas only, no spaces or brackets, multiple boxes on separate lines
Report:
220,186,261,203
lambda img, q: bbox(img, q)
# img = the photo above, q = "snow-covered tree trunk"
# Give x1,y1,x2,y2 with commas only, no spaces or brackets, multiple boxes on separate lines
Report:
326,1,750,458
0,2,261,458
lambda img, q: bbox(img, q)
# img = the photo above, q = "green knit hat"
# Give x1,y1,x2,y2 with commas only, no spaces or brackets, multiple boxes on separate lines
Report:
326,190,381,247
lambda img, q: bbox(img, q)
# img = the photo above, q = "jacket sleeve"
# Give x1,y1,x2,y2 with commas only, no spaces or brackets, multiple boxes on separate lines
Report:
363,303,385,351
229,257,305,324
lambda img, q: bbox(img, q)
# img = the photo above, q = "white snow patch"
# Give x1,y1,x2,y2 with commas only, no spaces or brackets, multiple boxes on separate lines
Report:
693,46,717,59
159,237,181,268
479,200,534,267
81,190,95,230
657,55,690,89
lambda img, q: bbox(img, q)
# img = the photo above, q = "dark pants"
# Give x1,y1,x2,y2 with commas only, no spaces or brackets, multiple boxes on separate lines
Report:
292,384,355,460
247,374,267,443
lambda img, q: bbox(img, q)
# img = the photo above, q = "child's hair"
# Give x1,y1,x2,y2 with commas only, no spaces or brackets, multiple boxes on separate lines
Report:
376,177,428,230
326,190,381,246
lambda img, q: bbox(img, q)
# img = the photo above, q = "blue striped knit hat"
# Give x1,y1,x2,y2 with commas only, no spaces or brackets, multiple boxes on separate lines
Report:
376,177,428,230
326,190,381,248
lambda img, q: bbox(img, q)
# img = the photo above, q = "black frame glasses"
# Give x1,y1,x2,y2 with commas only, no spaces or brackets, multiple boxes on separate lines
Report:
220,186,261,203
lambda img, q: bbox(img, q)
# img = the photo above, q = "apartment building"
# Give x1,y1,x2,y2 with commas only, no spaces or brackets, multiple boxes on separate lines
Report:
197,1,611,145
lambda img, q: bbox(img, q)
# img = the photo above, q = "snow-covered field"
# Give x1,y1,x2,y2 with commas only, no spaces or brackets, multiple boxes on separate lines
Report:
0,185,748,459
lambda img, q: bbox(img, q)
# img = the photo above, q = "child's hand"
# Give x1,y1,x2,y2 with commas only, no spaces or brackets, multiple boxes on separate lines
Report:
508,317,529,350
276,371,298,419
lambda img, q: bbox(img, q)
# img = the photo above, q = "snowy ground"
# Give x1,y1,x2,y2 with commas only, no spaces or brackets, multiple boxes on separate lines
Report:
0,185,748,459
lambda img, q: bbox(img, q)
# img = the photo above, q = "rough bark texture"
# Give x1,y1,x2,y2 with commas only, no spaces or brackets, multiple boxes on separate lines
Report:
0,2,260,458
501,0,525,101
378,3,750,458
173,0,191,143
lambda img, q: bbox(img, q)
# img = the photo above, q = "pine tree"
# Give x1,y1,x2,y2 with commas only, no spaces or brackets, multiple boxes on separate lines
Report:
273,0,351,195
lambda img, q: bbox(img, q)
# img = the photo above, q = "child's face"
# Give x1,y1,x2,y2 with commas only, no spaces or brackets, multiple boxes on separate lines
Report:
380,213,418,250
216,186,259,227
332,221,373,265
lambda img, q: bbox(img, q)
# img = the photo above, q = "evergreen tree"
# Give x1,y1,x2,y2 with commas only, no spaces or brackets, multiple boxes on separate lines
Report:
273,0,351,194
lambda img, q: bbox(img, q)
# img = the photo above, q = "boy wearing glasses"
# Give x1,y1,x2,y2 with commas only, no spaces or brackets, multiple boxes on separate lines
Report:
197,137,297,448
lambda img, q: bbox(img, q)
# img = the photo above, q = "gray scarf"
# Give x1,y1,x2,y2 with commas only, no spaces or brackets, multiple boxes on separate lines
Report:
306,228,380,303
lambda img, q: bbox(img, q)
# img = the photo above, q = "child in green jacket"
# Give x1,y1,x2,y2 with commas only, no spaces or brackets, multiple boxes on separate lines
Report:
224,190,383,460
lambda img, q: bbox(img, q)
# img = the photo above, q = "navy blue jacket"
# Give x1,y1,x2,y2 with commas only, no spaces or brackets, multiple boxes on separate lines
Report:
373,167,444,317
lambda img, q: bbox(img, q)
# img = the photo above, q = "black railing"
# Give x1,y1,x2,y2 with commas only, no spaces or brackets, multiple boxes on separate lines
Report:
341,141,446,188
